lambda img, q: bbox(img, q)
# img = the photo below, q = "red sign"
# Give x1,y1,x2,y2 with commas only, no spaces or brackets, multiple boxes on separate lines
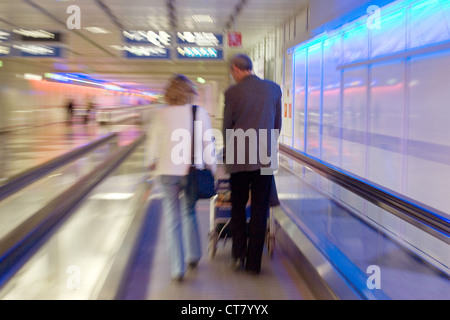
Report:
228,31,242,47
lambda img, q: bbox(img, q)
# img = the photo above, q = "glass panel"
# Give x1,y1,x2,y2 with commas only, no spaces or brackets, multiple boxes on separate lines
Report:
368,60,404,192
409,0,450,49
306,43,322,158
293,49,307,151
342,22,368,64
282,52,294,146
442,0,450,28
407,49,450,218
322,34,342,166
342,66,368,178
370,8,406,57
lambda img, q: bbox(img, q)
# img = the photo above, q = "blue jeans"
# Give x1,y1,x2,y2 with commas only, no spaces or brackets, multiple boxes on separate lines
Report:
159,175,202,278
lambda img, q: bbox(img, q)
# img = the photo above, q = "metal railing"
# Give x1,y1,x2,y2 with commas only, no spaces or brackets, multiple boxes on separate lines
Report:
279,144,450,243
0,133,147,290
0,132,118,202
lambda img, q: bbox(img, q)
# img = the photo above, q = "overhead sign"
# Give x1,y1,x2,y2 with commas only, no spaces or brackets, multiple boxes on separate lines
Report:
228,31,242,47
177,32,223,46
0,45,10,56
12,44,63,57
177,47,223,60
0,31,10,56
0,30,11,43
120,30,224,60
13,29,63,42
123,46,170,59
123,30,171,47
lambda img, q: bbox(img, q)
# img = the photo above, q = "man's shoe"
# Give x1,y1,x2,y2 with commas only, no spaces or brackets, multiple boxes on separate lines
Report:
231,258,245,272
246,268,261,275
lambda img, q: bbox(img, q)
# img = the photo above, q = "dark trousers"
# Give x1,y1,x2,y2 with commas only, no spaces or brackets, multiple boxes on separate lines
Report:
230,170,273,272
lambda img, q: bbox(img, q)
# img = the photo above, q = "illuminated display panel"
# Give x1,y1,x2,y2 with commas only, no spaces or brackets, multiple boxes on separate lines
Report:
176,32,223,46
124,47,170,59
12,44,63,58
0,30,10,43
121,30,224,60
176,47,223,60
16,30,63,42
123,30,171,46
0,45,9,56
0,31,11,56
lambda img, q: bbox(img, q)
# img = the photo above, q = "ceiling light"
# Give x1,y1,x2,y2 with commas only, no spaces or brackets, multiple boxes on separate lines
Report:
191,15,214,23
24,73,43,81
84,27,111,34
13,29,55,39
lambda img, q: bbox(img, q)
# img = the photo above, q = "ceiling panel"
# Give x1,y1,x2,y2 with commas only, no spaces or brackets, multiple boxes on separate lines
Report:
0,0,308,89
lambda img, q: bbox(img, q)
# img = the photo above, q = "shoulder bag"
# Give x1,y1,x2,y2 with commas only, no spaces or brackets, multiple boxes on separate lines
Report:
185,105,216,200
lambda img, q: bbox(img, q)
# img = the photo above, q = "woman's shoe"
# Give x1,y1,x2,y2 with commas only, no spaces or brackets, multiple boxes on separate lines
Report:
188,262,199,270
171,275,184,283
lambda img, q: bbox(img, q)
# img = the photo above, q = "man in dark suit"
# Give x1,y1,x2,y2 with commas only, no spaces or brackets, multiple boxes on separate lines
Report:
223,54,282,274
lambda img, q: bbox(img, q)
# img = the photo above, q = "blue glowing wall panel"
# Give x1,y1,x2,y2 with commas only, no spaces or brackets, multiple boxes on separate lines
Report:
370,9,406,58
288,0,450,218
306,43,323,158
293,49,306,151
342,66,367,178
321,35,342,166
409,0,450,49
407,49,450,213
368,60,405,192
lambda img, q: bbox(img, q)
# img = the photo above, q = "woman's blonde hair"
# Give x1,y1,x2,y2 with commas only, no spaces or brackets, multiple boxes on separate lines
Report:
164,74,198,105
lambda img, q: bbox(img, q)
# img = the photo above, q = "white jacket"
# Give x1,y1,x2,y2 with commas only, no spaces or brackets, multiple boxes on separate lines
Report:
146,104,217,177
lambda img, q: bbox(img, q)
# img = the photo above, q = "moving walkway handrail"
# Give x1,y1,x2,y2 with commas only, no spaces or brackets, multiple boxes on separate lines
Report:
0,132,118,202
0,133,146,289
279,144,450,242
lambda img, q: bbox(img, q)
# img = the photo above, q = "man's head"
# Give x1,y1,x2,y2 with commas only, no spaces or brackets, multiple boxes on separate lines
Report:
230,54,253,83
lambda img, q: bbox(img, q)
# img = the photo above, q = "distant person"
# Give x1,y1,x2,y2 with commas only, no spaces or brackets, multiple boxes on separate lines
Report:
66,99,74,124
84,98,95,124
147,74,216,282
223,54,282,274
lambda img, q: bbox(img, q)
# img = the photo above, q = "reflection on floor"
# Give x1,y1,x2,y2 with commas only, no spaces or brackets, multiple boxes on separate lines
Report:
0,122,142,181
275,165,450,300
120,196,316,300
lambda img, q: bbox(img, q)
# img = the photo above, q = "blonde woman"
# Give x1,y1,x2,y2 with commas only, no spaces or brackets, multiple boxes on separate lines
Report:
147,74,216,282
